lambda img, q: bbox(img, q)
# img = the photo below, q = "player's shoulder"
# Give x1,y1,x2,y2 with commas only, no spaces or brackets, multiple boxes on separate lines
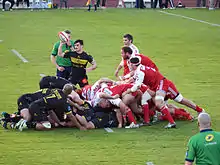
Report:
70,40,75,45
53,41,60,47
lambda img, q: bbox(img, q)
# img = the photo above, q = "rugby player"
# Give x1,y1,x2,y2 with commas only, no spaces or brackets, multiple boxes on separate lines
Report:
58,39,97,88
125,56,204,128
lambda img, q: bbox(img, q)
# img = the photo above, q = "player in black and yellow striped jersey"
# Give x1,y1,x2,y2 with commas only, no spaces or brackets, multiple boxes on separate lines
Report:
58,39,97,88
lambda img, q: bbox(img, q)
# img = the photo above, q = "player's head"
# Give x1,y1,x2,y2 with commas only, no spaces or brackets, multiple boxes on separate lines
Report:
63,83,73,95
74,39,84,53
123,34,133,46
198,112,211,129
98,99,111,108
121,46,133,60
129,56,141,70
64,30,71,39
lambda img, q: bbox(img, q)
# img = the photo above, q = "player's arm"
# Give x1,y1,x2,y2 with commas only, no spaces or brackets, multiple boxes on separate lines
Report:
185,138,195,165
114,59,124,77
51,43,63,70
184,161,193,165
57,42,70,57
66,112,86,130
48,110,63,126
99,92,119,100
86,56,97,73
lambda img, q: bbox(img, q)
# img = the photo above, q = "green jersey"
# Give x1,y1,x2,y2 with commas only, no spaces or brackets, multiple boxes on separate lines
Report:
51,40,74,67
185,129,220,165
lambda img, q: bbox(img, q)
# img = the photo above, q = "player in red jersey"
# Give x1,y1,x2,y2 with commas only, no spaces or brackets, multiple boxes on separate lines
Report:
125,56,204,128
115,46,158,79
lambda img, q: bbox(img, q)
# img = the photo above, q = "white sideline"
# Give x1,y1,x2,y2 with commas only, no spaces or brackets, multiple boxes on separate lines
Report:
158,11,220,27
11,49,28,63
40,73,46,77
0,40,3,43
104,127,114,133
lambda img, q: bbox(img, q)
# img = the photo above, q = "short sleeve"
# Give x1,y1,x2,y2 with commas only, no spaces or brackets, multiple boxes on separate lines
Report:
87,54,94,63
185,138,195,162
51,43,59,56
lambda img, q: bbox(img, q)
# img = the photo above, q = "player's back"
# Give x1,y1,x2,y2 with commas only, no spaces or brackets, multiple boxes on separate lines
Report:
39,76,71,89
137,54,158,71
129,44,139,56
138,65,164,91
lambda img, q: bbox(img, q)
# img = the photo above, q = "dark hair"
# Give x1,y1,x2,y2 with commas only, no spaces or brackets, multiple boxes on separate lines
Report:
64,30,71,34
123,34,133,43
74,39,84,45
122,46,133,55
130,57,140,66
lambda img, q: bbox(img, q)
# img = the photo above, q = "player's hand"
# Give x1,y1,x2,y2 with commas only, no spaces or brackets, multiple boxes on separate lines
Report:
118,123,122,128
57,66,65,72
114,70,119,77
59,122,66,127
80,126,87,131
60,40,66,44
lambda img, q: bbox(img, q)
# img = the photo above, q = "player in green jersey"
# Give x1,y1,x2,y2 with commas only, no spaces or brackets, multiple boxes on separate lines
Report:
185,113,220,165
51,30,75,80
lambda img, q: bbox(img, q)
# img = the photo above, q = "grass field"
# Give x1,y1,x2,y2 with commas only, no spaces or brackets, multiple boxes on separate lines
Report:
0,8,220,165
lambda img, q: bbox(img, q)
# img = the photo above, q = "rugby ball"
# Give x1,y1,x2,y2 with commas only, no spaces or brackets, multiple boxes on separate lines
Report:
58,31,69,43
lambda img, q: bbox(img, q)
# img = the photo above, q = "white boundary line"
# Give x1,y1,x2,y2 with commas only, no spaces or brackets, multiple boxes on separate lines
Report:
40,73,46,77
11,49,28,63
104,127,114,133
158,11,220,27
0,40,3,43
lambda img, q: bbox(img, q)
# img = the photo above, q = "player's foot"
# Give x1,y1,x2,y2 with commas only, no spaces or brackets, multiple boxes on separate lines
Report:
125,122,139,129
2,9,5,11
152,111,161,124
139,122,151,127
187,115,196,122
15,119,27,131
9,9,13,11
164,122,176,129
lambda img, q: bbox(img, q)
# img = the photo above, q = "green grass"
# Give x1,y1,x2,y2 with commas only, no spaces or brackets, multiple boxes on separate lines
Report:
0,8,220,165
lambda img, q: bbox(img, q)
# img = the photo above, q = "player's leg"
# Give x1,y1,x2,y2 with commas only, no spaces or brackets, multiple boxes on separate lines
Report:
79,76,89,88
154,79,176,128
167,81,204,113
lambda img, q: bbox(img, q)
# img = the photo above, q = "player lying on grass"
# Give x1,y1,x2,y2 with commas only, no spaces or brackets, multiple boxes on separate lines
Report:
122,56,204,129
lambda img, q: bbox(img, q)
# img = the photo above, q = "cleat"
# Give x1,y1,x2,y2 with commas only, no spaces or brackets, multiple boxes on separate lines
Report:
125,122,139,129
164,122,176,129
15,119,27,131
139,122,151,127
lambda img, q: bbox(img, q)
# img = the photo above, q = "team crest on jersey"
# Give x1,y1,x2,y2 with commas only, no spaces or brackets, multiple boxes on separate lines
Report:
205,134,214,142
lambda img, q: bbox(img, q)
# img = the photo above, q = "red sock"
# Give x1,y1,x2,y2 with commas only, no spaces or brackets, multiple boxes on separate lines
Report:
149,110,155,118
142,104,150,123
174,108,190,120
196,105,203,113
126,110,137,124
160,106,175,124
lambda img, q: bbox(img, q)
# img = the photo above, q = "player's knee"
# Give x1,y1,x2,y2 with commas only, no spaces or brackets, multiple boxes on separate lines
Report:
174,94,183,103
155,95,165,109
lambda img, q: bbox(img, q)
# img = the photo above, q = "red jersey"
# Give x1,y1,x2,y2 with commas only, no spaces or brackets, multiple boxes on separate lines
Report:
134,65,164,91
123,54,158,76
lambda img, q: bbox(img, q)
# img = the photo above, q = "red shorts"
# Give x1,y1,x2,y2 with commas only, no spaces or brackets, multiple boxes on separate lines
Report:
108,84,138,97
156,79,179,100
139,84,149,93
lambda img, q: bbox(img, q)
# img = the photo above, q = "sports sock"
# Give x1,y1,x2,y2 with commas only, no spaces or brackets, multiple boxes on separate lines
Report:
126,110,137,124
160,106,175,124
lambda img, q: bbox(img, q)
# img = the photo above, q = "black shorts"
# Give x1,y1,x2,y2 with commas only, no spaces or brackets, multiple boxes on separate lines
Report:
39,76,72,89
69,75,89,88
17,94,35,113
90,112,110,129
29,99,49,122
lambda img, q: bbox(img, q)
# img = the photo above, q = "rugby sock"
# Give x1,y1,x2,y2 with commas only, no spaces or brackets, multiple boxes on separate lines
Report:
126,110,137,124
196,105,203,113
160,106,175,124
149,110,156,117
142,104,150,123
94,4,97,11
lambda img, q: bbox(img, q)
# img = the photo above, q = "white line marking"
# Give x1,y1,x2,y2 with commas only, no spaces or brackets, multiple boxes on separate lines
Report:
0,40,3,43
11,49,28,63
146,162,154,165
104,127,114,133
158,11,220,27
40,74,46,77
